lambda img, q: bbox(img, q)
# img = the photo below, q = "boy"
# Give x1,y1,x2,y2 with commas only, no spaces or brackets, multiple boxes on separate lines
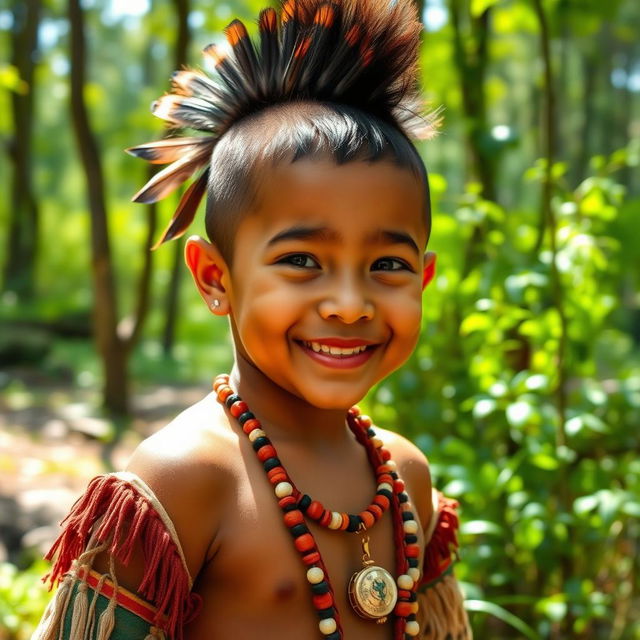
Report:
33,1,472,639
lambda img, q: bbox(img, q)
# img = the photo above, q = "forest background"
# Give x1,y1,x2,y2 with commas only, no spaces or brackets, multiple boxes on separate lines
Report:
0,0,639,638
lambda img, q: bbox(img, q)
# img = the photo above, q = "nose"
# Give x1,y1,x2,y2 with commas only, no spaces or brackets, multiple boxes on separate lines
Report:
318,274,374,324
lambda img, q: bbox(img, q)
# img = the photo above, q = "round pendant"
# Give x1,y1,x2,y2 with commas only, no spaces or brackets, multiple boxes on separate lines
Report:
348,565,398,622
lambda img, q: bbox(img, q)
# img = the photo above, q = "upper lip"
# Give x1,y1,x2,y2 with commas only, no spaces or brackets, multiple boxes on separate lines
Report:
299,338,378,347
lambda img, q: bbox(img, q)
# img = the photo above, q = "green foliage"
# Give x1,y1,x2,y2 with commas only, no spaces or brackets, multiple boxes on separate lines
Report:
0,560,52,640
368,147,640,638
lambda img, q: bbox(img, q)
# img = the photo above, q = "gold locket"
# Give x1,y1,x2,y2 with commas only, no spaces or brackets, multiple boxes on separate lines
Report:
347,528,397,623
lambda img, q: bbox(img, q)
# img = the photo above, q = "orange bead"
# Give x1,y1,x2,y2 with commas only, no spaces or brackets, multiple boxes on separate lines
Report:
359,511,375,529
368,504,383,520
230,401,249,417
395,602,413,617
278,496,296,510
242,418,260,434
373,495,390,510
302,551,321,565
307,500,323,520
218,387,233,401
320,511,332,527
267,466,286,481
394,479,405,493
294,533,315,553
284,510,304,527
339,513,350,530
377,473,394,485
257,445,277,462
377,464,393,474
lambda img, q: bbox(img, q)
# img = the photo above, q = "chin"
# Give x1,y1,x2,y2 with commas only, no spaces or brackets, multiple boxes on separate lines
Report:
295,385,368,412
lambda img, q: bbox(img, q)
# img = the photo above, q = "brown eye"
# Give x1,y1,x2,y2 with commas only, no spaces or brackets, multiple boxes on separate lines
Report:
371,257,411,272
279,253,320,268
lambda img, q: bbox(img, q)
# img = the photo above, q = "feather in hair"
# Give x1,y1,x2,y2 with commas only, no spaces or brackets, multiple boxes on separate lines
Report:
129,0,437,248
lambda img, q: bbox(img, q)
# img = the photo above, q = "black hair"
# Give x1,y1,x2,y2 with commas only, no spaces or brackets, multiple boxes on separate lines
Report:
206,100,430,263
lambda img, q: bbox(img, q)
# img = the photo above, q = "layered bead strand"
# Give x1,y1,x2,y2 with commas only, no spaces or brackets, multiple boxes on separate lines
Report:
213,375,422,640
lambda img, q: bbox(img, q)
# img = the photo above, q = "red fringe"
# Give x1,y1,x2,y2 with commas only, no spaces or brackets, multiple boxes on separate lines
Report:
420,492,460,586
43,474,201,639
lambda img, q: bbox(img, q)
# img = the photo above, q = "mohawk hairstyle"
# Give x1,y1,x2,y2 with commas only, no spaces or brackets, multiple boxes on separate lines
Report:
127,0,438,254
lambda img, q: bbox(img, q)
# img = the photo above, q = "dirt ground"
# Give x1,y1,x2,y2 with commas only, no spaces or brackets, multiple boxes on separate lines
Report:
0,373,210,565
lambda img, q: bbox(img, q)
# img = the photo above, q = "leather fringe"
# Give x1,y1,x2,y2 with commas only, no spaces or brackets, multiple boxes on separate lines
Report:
418,572,472,640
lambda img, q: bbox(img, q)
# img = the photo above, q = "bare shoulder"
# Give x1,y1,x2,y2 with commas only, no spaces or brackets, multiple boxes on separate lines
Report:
119,393,239,581
375,426,434,531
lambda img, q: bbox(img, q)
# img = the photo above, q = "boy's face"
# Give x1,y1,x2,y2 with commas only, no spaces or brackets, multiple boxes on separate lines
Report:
190,157,434,410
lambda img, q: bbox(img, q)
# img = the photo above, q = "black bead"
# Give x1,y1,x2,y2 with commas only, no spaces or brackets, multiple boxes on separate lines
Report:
237,411,255,425
405,534,418,544
399,493,408,503
401,511,414,521
225,394,241,409
298,494,312,512
263,457,281,472
408,593,417,603
367,428,376,437
290,524,309,537
377,488,393,501
346,515,361,532
407,612,417,620
317,606,336,620
325,633,340,640
391,471,398,480
251,437,270,451
311,581,329,595
281,502,298,512
408,557,418,568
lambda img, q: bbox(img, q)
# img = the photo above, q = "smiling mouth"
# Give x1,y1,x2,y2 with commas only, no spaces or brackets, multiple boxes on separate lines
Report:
301,341,374,357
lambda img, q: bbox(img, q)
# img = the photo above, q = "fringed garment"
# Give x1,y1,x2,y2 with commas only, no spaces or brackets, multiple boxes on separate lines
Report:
32,472,471,639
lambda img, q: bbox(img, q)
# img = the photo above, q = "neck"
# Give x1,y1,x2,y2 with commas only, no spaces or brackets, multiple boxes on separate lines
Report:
228,352,352,447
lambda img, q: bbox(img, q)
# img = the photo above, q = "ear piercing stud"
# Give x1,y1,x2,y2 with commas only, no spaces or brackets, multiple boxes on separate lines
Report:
210,299,220,310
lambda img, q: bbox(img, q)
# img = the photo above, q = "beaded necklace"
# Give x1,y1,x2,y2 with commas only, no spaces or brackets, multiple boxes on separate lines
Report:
214,374,422,640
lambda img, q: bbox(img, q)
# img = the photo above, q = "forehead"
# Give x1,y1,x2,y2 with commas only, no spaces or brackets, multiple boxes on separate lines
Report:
243,157,428,246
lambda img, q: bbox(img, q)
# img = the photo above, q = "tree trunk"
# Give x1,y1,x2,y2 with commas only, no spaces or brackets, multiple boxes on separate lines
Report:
162,0,191,357
68,0,128,415
4,0,41,299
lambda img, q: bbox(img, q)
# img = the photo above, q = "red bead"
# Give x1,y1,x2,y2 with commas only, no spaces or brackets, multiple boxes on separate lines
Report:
405,544,420,558
257,445,277,462
284,510,305,527
381,449,391,461
359,511,375,529
312,592,333,610
394,479,405,493
368,504,383,520
377,473,394,485
339,513,349,530
302,551,321,565
373,495,390,510
377,464,393,474
294,533,316,553
348,406,360,416
398,589,412,599
242,419,260,434
395,602,413,617
230,401,249,417
307,500,323,520
278,496,296,510
319,510,332,527
267,466,286,480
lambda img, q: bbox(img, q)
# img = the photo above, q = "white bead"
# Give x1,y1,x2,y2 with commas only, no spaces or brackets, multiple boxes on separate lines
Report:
248,428,266,442
275,482,293,498
386,460,397,471
403,519,419,535
377,482,393,493
306,567,324,584
407,567,421,582
397,574,414,590
405,620,420,636
318,618,337,635
328,511,343,530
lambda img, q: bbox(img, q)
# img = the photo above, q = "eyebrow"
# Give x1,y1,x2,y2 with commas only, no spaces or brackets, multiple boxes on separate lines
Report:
368,229,421,255
267,225,338,246
266,225,420,255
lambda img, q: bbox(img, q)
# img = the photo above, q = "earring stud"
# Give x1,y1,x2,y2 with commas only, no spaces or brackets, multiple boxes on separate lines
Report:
210,299,220,310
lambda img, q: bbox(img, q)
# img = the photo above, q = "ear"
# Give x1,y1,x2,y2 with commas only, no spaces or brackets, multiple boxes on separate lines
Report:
422,251,436,290
184,235,230,315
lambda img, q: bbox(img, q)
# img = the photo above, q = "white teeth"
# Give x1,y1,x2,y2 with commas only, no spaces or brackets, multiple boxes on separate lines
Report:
304,341,369,357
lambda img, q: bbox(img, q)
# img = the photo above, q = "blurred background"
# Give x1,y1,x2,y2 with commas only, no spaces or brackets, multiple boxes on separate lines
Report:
0,0,639,638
